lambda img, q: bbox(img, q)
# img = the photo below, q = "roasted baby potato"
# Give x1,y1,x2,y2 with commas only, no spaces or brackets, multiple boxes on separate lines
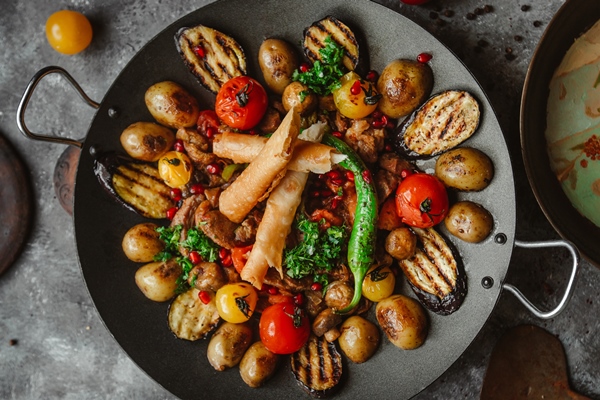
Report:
376,59,433,119
282,81,317,115
239,341,280,388
445,201,493,243
435,147,494,191
258,38,299,95
145,81,200,129
385,227,417,261
324,280,354,311
120,122,175,162
134,259,181,302
376,294,428,350
122,222,163,263
338,316,380,363
207,322,253,371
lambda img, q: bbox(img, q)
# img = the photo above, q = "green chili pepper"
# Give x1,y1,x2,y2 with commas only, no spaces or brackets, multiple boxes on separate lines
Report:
322,134,378,314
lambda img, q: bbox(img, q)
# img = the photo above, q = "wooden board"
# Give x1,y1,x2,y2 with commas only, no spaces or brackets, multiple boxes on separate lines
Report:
0,133,32,276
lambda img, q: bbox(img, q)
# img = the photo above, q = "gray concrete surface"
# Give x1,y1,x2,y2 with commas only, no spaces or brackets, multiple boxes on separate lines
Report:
1,0,599,399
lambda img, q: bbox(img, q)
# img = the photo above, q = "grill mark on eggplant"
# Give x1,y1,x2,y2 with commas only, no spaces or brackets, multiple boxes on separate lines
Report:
291,335,342,398
399,228,467,315
303,16,359,71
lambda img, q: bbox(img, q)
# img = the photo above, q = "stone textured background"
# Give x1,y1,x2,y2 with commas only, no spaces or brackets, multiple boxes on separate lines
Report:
1,0,599,399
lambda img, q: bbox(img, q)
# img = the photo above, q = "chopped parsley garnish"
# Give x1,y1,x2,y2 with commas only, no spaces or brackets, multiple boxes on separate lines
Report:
292,36,346,96
284,216,347,283
153,225,220,293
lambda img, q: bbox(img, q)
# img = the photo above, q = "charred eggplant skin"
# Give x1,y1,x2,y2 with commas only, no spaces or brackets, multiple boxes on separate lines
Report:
392,90,481,159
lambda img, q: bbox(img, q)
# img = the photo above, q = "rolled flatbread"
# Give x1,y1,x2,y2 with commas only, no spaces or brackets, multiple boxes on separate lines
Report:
213,134,344,174
218,108,300,223
241,170,308,288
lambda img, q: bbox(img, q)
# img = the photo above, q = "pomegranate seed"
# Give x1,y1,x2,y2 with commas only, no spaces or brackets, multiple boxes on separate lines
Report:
299,63,310,73
198,290,211,304
417,53,433,63
346,171,355,182
206,163,221,175
170,188,183,202
194,45,206,58
166,207,178,220
189,251,202,265
332,130,343,138
205,126,217,139
221,255,232,267
189,183,204,195
366,70,379,82
362,170,373,184
173,139,185,153
385,144,393,152
326,170,342,180
350,80,362,95
293,293,305,306
401,169,413,179
311,282,323,291
267,286,279,295
371,110,383,119
372,119,386,129
331,198,340,209
312,190,321,197
331,178,344,186
320,189,333,197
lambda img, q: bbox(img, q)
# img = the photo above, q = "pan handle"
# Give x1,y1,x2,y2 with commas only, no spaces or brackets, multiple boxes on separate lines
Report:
503,239,580,319
16,66,100,148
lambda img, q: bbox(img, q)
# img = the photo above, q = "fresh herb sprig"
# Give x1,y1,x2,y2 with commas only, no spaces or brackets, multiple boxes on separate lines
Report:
153,225,220,293
284,216,347,284
292,36,347,96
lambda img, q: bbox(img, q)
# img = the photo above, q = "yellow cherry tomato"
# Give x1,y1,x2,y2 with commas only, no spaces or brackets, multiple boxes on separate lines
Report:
215,283,258,323
333,72,380,119
157,151,193,188
45,10,93,55
362,264,395,302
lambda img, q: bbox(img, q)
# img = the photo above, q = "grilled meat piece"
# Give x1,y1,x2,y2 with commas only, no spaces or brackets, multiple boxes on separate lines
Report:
291,334,343,398
303,15,359,71
394,90,480,158
176,24,246,93
343,119,385,164
262,268,313,295
171,194,205,256
398,227,467,315
194,200,239,249
375,169,399,201
94,153,174,219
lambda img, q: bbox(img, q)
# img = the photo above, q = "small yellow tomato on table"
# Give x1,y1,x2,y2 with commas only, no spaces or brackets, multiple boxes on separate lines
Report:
45,10,93,55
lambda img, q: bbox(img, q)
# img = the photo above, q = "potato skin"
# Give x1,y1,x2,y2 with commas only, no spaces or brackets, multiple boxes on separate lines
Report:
376,294,428,350
134,260,181,302
445,201,493,243
282,81,317,115
435,147,494,191
207,322,253,371
376,59,433,119
338,316,380,363
258,38,298,95
385,227,417,261
120,122,175,162
122,223,163,263
239,341,280,388
145,81,200,128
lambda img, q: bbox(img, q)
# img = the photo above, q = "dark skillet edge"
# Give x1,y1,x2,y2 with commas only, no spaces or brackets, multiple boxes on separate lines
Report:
520,0,600,268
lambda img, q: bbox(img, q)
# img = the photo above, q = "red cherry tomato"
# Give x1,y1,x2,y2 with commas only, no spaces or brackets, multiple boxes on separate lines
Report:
215,76,268,130
395,173,449,228
259,302,310,354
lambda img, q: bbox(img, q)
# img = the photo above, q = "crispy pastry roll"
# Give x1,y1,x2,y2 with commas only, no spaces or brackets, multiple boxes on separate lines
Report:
218,108,300,223
241,170,308,288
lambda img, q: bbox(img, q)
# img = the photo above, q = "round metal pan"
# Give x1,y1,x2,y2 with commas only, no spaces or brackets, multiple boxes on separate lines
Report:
521,0,600,268
16,0,579,399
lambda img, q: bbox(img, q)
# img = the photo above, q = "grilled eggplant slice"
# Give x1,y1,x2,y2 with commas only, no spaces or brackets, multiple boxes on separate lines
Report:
393,90,480,158
176,24,246,93
303,16,359,71
398,227,467,315
94,153,174,219
168,288,220,341
291,334,343,398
